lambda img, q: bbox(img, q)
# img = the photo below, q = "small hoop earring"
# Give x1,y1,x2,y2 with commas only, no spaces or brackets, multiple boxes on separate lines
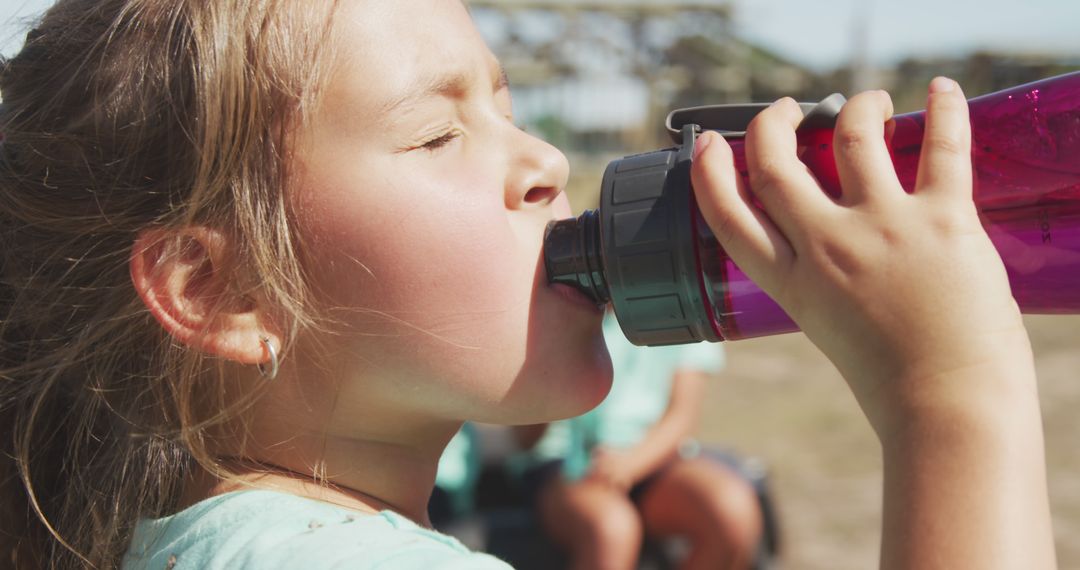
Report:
257,337,279,381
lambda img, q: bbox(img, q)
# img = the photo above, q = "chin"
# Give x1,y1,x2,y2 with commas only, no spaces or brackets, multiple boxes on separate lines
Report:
561,341,614,417
495,330,614,425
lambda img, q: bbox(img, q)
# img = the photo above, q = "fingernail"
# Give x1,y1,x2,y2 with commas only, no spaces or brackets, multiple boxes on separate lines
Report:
694,131,714,160
929,76,956,94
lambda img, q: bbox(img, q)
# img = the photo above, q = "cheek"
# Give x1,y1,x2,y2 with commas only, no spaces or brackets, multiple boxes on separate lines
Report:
293,173,536,342
289,156,608,423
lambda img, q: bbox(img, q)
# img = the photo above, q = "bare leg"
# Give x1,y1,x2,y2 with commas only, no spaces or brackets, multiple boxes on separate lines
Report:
537,476,644,570
637,457,763,570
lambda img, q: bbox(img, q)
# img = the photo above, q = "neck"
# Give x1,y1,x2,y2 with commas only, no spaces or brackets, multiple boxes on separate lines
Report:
186,384,461,526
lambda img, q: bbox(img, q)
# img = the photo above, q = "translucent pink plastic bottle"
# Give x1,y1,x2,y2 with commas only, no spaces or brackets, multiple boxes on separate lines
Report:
695,72,1080,340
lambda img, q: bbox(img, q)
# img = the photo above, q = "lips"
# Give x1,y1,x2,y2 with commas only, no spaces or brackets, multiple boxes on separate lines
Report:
550,282,605,314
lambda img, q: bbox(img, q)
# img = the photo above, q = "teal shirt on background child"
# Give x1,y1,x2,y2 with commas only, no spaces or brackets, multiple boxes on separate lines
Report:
433,422,482,517
523,312,725,480
123,490,511,569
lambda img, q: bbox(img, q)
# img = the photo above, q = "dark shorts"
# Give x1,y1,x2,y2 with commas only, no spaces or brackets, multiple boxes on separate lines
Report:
520,457,677,505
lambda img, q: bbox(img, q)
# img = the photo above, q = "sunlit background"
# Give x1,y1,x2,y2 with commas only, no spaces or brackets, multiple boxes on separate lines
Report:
463,0,1080,211
3,1,1079,568
5,0,1080,207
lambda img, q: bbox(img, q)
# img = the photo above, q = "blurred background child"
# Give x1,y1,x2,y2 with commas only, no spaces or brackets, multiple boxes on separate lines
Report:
518,310,763,570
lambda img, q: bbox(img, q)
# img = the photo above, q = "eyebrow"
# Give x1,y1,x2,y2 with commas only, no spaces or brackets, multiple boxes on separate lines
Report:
380,64,510,116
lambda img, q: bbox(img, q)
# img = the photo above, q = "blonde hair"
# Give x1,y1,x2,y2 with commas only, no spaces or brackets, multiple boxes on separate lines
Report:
0,0,338,567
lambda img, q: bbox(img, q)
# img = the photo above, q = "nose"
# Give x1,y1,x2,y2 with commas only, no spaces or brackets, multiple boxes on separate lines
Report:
505,129,570,210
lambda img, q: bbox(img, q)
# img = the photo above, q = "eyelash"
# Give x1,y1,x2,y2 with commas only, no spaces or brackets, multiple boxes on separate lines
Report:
418,130,461,152
412,111,517,153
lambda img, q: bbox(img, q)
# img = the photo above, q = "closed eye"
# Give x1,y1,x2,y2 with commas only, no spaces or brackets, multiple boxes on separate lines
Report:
418,130,461,152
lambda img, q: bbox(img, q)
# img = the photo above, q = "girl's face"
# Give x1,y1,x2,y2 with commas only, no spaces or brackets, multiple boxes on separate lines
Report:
289,1,611,426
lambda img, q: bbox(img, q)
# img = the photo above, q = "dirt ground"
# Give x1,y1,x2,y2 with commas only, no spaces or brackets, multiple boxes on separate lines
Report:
696,315,1080,569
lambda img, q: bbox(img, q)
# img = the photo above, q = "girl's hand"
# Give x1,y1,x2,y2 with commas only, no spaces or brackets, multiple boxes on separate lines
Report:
690,78,1032,436
691,78,1055,570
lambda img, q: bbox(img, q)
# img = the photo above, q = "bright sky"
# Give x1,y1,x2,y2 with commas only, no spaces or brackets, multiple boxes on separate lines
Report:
3,0,1080,68
730,0,1080,70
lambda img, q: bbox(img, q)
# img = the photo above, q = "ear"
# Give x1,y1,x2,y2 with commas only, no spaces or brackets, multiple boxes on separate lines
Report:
130,226,281,366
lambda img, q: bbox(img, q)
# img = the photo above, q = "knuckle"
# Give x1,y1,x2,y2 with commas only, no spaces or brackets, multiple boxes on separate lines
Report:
923,133,968,157
746,171,770,197
813,239,858,271
706,204,742,248
809,235,875,283
833,124,875,154
747,157,785,194
928,205,977,234
837,91,894,136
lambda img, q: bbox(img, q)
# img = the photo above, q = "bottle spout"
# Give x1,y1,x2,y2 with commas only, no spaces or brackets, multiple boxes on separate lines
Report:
543,209,610,305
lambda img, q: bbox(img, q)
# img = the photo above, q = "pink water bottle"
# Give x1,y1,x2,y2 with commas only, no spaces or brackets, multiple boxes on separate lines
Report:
544,72,1080,345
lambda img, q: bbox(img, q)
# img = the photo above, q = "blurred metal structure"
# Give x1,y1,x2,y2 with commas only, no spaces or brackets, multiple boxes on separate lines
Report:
467,0,819,209
469,0,762,154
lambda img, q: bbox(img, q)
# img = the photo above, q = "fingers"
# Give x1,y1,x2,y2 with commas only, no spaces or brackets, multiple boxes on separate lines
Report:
833,90,902,205
691,130,794,291
915,77,972,200
744,98,837,241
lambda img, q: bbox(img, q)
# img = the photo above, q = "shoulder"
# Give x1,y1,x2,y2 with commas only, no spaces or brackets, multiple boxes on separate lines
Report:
123,490,513,570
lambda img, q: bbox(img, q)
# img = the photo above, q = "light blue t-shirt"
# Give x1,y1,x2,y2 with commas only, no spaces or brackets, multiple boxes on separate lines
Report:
523,312,725,479
122,490,512,569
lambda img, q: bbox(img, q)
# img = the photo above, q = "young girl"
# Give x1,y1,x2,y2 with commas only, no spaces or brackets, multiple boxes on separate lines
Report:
0,2,1055,570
